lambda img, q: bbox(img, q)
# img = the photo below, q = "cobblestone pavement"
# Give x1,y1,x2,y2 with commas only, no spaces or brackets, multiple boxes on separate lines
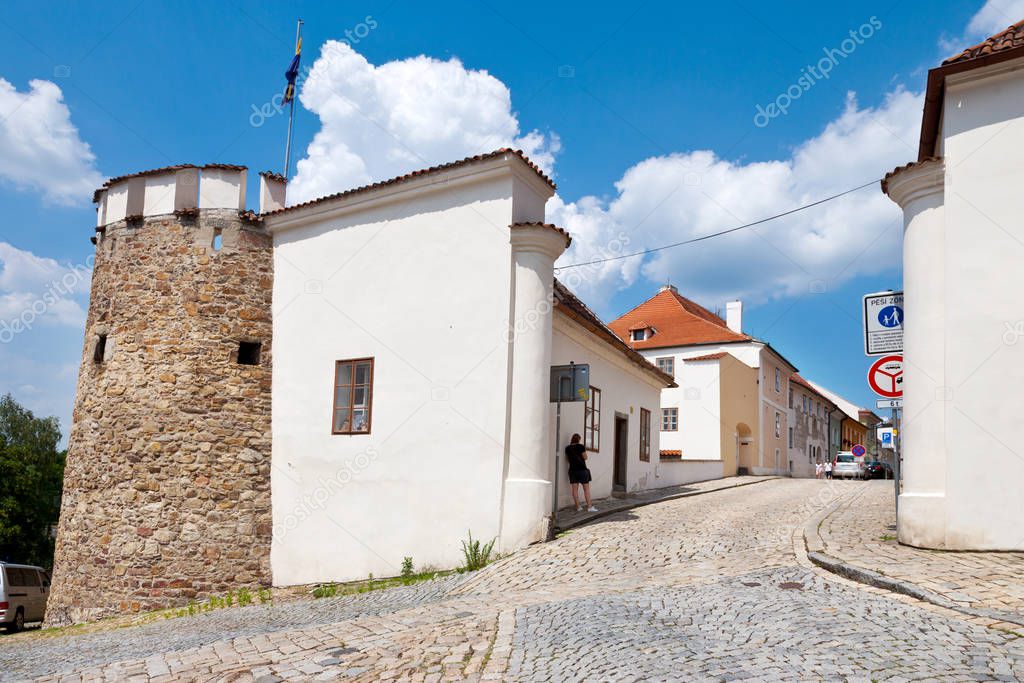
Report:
4,478,1024,681
816,479,1024,624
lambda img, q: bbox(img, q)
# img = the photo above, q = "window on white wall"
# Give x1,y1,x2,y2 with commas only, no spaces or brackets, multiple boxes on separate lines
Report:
584,386,601,451
332,358,374,434
662,407,678,432
655,357,674,377
640,408,651,462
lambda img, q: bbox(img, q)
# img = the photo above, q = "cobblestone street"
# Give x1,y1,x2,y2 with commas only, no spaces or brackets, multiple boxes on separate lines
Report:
3,478,1024,681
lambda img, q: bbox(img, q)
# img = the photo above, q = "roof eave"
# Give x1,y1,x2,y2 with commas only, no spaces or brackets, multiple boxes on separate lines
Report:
918,46,1024,161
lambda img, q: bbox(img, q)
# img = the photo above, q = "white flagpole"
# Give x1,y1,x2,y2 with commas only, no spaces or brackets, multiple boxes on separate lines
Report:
284,19,303,180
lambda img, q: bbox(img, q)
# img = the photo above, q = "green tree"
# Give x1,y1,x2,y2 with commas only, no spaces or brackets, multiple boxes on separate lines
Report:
0,394,65,568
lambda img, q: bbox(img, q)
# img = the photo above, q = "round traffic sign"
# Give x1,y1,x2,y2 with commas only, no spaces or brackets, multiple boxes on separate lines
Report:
868,354,903,398
852,444,866,458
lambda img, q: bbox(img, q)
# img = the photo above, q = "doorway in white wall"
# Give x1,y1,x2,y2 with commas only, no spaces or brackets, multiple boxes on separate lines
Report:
613,414,628,491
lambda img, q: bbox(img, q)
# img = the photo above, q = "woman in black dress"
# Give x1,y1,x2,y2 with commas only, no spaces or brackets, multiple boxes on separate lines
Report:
565,433,597,512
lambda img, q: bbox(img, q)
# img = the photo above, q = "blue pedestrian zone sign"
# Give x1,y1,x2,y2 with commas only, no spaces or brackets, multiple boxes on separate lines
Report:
863,291,904,356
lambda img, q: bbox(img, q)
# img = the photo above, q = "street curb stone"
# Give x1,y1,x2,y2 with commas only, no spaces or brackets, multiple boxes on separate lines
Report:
803,490,1024,629
555,476,781,533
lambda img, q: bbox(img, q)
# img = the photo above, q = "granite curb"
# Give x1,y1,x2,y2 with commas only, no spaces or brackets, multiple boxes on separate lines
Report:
803,487,1024,629
554,476,781,533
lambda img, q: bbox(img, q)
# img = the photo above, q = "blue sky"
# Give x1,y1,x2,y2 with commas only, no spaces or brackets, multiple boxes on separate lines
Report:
0,0,1018,436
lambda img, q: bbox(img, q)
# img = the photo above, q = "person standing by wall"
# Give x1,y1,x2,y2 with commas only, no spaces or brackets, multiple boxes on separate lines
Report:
566,433,597,512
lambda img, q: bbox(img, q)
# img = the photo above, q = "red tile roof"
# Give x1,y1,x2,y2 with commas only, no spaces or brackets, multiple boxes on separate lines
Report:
261,149,554,217
880,157,942,195
918,20,1024,160
259,171,287,183
510,222,572,249
553,280,676,388
944,20,1024,64
609,288,749,350
790,373,836,408
685,352,729,362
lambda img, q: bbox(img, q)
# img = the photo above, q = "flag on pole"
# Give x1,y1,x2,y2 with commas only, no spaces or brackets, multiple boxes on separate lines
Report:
283,35,302,104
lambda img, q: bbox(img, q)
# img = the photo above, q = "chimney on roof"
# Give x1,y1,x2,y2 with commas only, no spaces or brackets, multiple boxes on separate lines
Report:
259,172,287,213
726,300,743,333
659,283,677,294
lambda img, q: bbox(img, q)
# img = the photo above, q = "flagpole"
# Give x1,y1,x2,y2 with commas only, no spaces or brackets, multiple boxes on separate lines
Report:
284,19,303,180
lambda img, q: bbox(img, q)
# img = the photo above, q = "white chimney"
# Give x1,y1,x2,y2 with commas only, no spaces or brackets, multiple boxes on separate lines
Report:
259,172,287,213
726,300,743,333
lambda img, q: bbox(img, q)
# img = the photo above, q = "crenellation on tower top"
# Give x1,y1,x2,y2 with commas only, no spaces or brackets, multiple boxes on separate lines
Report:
94,164,249,227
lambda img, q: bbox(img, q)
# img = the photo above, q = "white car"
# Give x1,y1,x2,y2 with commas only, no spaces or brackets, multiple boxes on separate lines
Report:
832,452,864,479
1,563,50,632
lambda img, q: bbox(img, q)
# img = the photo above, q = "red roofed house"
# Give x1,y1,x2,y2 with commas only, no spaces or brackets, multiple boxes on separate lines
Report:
610,285,796,477
882,20,1024,550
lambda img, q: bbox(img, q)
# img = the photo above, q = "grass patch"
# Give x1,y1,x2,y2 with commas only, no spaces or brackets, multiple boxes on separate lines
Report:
311,568,451,599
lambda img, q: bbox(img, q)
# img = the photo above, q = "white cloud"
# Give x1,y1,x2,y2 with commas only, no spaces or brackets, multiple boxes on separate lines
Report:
0,78,102,205
0,242,90,331
551,89,922,308
967,0,1024,37
288,42,559,204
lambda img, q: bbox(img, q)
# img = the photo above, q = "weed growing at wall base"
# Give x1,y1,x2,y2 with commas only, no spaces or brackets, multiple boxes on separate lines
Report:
460,530,496,571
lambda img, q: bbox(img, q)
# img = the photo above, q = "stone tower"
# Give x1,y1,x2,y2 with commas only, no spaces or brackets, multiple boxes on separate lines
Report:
45,165,284,626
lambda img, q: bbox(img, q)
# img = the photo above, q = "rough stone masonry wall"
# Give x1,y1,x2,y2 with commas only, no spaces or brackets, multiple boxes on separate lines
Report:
45,209,273,626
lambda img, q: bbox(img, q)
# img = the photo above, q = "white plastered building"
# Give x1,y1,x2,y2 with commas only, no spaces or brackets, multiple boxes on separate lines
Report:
882,22,1024,550
262,150,675,585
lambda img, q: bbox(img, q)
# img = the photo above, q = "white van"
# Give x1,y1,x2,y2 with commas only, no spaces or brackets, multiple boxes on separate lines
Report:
1,563,50,632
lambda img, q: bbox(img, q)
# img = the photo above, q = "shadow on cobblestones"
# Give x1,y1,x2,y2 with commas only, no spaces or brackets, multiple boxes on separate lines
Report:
0,574,470,680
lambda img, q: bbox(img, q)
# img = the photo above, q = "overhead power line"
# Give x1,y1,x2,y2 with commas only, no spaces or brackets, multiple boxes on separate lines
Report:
554,178,882,271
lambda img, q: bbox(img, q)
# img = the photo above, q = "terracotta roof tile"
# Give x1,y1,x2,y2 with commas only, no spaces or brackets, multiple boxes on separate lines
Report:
943,20,1024,65
660,450,682,460
510,222,572,249
609,288,749,350
790,373,837,408
261,149,554,217
685,352,729,362
919,20,1024,160
259,171,288,183
880,156,942,194
553,279,675,388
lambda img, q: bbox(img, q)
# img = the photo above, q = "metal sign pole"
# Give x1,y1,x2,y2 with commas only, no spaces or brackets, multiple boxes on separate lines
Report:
893,406,900,520
552,401,561,522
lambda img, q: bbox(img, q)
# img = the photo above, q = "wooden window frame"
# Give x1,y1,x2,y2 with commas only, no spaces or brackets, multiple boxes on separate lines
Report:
655,356,674,377
584,386,601,452
639,408,651,462
661,407,678,432
332,357,374,435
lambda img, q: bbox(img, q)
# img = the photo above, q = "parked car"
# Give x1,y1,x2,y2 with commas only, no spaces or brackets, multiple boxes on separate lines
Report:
864,461,894,480
832,452,864,479
1,563,50,632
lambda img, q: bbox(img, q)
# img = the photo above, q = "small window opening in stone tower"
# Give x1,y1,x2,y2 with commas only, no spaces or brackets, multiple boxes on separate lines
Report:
212,228,223,251
237,341,261,365
93,334,107,364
